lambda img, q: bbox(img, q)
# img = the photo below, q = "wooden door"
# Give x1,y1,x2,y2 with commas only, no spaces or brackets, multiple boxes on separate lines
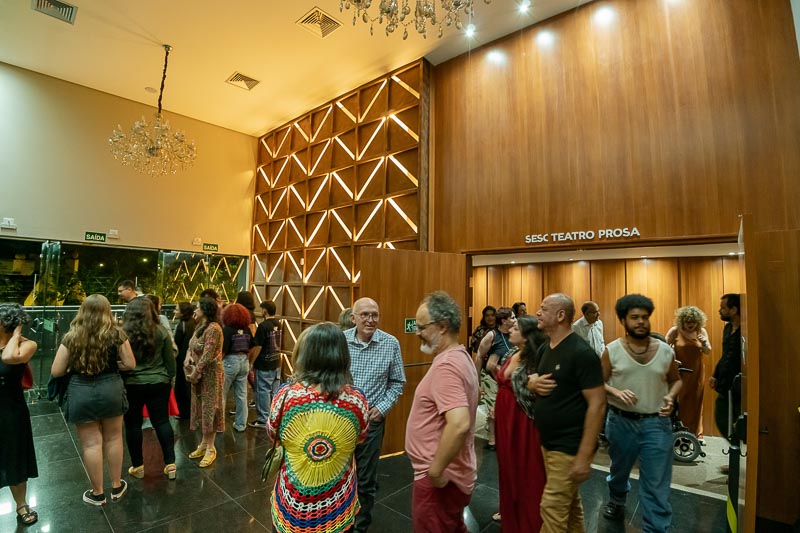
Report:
359,247,468,455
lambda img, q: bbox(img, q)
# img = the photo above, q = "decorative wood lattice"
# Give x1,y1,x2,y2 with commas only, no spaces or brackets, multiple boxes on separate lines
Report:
251,61,428,351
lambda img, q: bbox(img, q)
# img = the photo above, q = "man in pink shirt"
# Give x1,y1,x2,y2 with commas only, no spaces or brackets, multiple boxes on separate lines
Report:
405,291,479,533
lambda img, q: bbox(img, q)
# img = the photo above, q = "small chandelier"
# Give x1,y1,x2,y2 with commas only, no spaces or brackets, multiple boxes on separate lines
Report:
109,44,196,176
340,0,492,39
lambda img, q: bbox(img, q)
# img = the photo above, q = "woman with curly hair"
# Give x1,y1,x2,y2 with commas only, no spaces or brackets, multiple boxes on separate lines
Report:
185,296,224,467
666,306,711,440
221,303,254,432
122,297,177,480
494,315,547,529
51,294,137,506
0,304,39,526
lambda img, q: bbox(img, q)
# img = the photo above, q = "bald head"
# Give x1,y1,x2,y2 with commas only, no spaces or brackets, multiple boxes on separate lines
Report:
351,297,380,342
548,293,575,322
536,293,576,335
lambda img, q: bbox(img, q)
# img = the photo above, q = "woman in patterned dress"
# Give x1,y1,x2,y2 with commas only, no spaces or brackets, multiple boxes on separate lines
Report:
185,296,224,468
268,322,369,533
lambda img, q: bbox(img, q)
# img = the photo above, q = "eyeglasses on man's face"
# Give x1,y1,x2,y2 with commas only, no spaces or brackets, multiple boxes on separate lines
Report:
357,312,380,321
415,320,441,333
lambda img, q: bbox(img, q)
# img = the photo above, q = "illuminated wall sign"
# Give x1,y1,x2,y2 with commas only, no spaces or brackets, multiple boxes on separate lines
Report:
84,231,106,242
202,243,219,252
524,227,640,244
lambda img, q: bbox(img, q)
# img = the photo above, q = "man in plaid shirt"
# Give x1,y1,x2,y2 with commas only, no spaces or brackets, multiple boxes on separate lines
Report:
345,297,406,532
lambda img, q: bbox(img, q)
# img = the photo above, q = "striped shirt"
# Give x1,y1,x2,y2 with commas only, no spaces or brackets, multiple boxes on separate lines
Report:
343,327,406,416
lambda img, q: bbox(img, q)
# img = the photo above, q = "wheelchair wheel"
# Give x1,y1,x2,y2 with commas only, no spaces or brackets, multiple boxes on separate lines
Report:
673,431,702,463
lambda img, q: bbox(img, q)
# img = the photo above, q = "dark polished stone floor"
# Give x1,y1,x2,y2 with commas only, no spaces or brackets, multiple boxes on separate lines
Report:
1,399,729,532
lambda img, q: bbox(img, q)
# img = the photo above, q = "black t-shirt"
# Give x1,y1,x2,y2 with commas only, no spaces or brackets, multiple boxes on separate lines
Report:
222,325,252,356
713,323,742,394
252,318,282,371
534,332,604,455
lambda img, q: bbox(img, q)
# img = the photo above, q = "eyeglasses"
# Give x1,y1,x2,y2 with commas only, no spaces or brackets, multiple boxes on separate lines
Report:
357,312,380,321
415,320,440,333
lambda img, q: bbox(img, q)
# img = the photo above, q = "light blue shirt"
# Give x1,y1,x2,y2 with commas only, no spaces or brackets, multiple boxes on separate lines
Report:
344,327,406,416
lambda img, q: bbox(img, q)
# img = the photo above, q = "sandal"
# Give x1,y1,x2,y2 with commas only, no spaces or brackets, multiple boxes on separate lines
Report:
128,465,145,479
188,444,208,459
16,504,38,526
199,448,217,468
164,463,177,480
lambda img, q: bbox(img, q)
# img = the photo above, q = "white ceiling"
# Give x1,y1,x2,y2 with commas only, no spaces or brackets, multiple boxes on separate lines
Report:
0,0,582,137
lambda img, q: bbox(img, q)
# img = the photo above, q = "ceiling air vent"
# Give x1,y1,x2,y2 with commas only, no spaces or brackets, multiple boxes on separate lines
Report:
296,7,342,39
31,0,78,24
226,72,260,91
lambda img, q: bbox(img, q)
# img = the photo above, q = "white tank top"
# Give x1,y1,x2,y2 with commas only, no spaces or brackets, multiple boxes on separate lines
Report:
606,338,674,414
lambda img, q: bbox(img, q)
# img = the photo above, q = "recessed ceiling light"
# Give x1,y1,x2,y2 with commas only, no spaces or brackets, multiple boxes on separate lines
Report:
466,24,476,37
144,87,157,93
511,260,516,264
518,1,531,13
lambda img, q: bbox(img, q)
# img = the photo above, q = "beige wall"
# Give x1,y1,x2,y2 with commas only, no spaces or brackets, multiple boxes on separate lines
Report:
0,62,256,255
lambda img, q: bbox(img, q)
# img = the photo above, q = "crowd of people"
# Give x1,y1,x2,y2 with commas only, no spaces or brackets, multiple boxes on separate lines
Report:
0,284,743,532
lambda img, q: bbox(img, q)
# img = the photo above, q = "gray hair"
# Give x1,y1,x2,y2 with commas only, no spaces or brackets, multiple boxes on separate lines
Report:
423,291,461,333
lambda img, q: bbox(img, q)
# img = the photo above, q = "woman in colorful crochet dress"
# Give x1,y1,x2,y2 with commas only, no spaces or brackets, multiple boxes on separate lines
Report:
268,322,369,533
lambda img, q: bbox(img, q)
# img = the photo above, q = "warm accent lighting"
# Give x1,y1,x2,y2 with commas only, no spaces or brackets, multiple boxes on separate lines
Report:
109,45,196,176
340,0,492,39
518,0,531,13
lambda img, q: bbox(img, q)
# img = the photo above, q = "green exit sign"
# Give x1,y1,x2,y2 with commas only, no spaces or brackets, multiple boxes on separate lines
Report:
202,243,219,252
84,231,106,243
404,318,417,334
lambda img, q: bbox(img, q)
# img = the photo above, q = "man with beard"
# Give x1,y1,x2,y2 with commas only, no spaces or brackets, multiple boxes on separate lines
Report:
345,297,406,532
710,293,742,473
406,291,479,532
527,293,605,533
601,294,681,532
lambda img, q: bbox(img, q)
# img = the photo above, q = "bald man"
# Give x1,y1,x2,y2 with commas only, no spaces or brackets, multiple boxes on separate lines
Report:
345,298,406,532
528,293,606,533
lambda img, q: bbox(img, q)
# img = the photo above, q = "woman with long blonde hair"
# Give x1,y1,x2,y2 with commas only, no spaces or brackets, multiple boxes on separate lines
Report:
51,294,136,506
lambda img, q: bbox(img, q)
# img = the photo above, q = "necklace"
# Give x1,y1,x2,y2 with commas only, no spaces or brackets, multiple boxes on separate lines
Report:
626,338,649,355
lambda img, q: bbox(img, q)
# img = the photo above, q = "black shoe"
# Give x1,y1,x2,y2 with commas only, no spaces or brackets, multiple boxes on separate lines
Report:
484,443,496,451
603,502,624,521
111,480,127,502
83,490,106,506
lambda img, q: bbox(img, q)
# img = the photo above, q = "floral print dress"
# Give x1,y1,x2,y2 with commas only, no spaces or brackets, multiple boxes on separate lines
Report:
189,322,225,434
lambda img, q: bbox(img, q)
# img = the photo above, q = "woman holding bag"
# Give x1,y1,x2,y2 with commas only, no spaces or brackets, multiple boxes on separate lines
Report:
0,304,39,526
185,296,224,467
268,322,369,533
121,297,177,480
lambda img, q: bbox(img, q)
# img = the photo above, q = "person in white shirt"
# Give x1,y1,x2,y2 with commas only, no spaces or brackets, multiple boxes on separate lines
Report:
572,301,605,357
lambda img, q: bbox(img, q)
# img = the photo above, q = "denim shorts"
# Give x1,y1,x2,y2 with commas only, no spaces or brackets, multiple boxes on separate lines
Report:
65,372,128,424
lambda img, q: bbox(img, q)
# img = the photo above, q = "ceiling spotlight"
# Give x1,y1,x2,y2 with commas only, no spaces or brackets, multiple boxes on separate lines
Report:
519,1,531,13
466,23,476,38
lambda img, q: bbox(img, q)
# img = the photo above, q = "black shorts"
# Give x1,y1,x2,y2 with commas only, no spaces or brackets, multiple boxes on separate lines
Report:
66,372,128,424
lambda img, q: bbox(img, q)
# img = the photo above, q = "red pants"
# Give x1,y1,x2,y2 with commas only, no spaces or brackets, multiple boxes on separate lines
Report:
411,475,471,533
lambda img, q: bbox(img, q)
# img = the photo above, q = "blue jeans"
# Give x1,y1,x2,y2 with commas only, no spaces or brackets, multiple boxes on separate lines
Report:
223,355,250,431
254,368,280,424
606,410,673,533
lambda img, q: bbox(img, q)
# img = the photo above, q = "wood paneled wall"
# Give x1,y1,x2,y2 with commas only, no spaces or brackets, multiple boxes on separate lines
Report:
434,0,800,523
472,256,741,438
432,0,800,254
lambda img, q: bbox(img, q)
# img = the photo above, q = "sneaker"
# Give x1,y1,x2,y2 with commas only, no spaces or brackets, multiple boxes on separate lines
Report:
83,490,106,506
228,410,236,416
603,502,624,521
233,425,246,433
248,421,267,428
248,401,256,409
111,480,128,502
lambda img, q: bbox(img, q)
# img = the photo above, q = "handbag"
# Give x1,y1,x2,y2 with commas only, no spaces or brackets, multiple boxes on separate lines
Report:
184,355,200,384
261,389,289,483
21,363,34,390
47,372,72,406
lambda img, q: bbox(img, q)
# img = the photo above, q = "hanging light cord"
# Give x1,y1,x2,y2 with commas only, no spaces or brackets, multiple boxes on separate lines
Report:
157,44,172,116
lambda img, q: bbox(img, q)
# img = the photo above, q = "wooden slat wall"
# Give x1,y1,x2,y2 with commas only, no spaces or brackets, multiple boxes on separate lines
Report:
472,256,741,438
433,0,800,254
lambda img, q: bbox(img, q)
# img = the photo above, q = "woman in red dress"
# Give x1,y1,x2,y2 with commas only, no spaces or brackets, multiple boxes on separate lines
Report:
495,315,547,532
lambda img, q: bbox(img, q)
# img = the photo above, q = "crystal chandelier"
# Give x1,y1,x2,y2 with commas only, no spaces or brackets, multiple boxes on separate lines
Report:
340,0,492,39
109,45,196,177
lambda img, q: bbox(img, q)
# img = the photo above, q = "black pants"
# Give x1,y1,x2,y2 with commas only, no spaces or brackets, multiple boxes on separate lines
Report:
714,391,741,442
354,419,385,533
174,356,191,419
123,382,175,466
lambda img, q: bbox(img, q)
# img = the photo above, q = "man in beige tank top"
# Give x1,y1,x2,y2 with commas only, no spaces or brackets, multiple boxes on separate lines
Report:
600,294,682,533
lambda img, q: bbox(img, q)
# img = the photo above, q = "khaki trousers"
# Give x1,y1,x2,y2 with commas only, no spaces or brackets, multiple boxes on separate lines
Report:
540,448,585,533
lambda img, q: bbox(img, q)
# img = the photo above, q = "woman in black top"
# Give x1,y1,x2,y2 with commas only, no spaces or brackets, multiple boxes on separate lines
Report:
0,304,39,526
173,302,195,419
52,294,137,506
